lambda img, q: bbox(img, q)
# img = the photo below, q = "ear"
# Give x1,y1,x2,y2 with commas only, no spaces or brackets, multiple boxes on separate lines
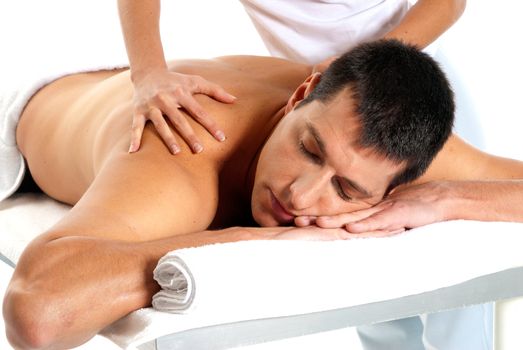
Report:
284,72,322,114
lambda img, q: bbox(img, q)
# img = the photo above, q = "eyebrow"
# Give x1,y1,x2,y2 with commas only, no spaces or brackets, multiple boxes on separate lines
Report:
306,122,373,199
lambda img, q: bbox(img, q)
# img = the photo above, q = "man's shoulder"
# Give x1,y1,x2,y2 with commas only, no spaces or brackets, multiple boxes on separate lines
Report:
416,134,520,184
168,55,311,90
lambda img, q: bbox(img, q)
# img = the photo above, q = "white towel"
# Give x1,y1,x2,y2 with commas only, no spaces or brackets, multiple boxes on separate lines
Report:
0,60,130,203
0,194,71,264
150,220,523,318
101,220,523,349
0,77,66,202
152,256,195,313
0,0,130,203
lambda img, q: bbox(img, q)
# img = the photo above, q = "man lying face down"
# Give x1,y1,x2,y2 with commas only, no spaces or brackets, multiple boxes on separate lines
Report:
4,39,523,349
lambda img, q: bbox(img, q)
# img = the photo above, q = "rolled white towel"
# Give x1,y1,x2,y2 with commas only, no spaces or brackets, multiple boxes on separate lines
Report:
152,255,195,312
149,220,523,319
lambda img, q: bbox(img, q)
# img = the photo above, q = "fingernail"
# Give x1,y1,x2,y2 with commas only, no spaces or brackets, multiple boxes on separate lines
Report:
215,130,226,142
193,143,203,153
171,144,180,154
128,143,136,153
229,94,237,100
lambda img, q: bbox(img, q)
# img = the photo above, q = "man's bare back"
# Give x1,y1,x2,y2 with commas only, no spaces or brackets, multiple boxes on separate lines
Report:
16,56,312,235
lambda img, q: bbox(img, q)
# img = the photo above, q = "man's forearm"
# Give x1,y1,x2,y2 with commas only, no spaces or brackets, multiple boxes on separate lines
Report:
117,0,167,82
383,0,466,48
338,178,523,234
444,180,523,222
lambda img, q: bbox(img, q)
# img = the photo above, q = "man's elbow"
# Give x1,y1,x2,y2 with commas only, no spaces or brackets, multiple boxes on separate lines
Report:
3,286,61,350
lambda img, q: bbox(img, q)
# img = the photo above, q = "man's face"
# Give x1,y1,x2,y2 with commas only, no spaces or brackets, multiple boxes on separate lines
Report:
251,89,404,227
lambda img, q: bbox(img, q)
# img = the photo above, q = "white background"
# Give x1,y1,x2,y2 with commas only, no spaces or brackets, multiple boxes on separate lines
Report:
0,1,522,349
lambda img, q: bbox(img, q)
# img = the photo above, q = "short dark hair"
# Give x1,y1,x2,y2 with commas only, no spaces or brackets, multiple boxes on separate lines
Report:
300,39,454,190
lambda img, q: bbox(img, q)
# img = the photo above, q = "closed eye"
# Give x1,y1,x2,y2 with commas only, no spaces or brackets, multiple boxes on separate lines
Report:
332,177,353,202
299,140,352,201
299,140,322,165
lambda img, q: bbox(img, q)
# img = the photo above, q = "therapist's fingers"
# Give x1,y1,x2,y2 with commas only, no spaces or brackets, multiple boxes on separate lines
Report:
182,75,233,142
129,113,147,153
159,96,205,154
183,75,234,142
193,75,237,104
148,107,182,155
176,93,226,143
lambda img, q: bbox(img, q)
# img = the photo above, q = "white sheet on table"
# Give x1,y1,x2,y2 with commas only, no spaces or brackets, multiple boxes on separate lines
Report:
0,194,70,264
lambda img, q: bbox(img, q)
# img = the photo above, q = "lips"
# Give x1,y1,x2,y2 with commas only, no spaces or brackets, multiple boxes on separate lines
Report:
270,190,295,224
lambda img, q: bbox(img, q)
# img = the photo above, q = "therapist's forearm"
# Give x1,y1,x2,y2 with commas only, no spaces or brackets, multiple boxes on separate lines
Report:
117,0,167,82
383,0,466,48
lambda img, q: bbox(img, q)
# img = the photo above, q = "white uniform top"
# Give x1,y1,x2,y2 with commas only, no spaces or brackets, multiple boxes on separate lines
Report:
239,0,410,64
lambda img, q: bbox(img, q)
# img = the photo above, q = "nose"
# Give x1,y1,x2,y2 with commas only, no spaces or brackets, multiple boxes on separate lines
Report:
288,168,332,211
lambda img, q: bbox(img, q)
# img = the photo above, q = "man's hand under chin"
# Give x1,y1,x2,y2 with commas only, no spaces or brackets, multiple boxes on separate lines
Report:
295,181,453,238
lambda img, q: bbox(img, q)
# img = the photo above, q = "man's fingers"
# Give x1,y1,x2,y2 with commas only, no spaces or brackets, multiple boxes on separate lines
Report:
315,206,384,228
294,216,316,227
148,108,181,155
345,227,406,239
179,95,226,142
345,208,401,233
129,114,146,153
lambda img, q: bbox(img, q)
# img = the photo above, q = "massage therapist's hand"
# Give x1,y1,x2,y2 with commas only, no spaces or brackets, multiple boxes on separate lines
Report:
295,181,452,237
129,68,236,154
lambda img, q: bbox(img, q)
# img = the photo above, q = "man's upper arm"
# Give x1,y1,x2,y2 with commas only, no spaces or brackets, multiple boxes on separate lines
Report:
418,134,523,183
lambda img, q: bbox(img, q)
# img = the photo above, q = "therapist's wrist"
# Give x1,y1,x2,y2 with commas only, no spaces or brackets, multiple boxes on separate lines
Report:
130,63,169,84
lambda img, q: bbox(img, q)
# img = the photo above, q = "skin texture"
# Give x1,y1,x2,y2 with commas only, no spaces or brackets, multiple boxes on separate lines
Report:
5,54,523,349
382,0,466,48
118,0,466,154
